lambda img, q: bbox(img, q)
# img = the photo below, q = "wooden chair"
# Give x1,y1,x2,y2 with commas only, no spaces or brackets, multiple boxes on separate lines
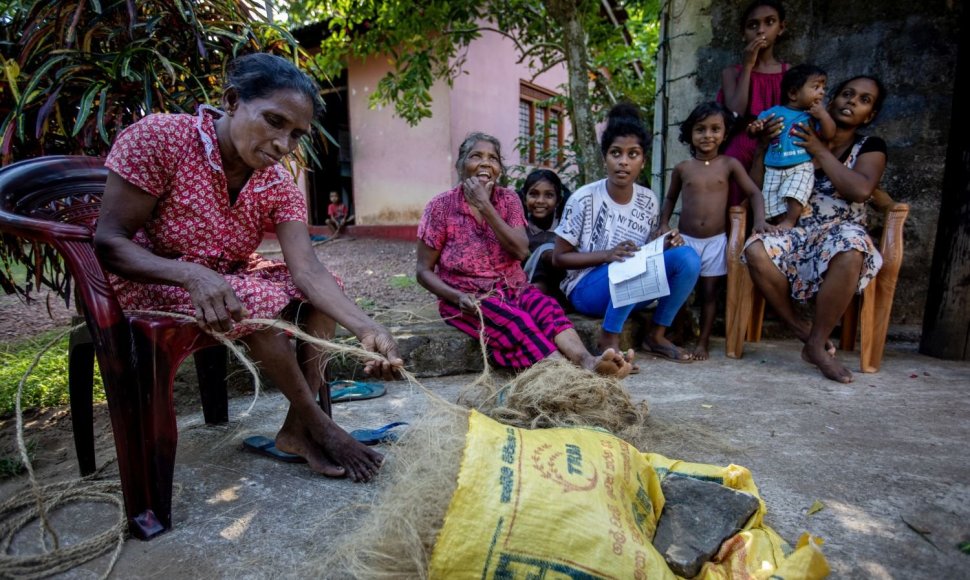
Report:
724,190,909,373
0,156,231,540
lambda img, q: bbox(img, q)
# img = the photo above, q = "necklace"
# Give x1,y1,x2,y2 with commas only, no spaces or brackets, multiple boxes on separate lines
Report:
694,154,718,166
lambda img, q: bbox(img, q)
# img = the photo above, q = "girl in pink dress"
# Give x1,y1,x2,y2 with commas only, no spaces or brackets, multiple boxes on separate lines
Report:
719,0,789,207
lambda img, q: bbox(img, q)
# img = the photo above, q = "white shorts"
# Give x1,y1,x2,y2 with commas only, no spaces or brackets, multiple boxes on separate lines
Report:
762,161,814,219
682,232,727,277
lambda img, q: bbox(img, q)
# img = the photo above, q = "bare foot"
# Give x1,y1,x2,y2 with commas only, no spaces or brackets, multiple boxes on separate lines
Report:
596,331,621,355
588,348,635,379
277,422,384,482
802,344,853,383
793,322,836,356
691,343,710,361
642,337,693,363
311,422,384,482
275,429,346,478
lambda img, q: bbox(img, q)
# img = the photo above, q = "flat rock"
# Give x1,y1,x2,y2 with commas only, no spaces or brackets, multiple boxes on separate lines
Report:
653,474,761,578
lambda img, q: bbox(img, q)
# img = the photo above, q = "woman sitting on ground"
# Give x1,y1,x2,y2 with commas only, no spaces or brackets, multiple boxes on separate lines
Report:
553,104,701,363
743,75,888,383
94,53,402,482
416,132,634,377
520,168,569,305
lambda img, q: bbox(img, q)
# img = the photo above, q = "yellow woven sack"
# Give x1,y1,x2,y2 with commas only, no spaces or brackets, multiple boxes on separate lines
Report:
429,411,828,579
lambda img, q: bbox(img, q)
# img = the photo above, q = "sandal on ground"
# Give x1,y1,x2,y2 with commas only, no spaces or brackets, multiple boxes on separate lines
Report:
330,380,386,403
350,422,408,445
242,435,307,464
641,343,693,364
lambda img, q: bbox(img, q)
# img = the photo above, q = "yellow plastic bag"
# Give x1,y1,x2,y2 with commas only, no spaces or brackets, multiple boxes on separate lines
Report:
429,411,828,579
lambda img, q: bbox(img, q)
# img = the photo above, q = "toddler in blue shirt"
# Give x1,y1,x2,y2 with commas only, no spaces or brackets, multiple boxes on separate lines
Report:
751,63,836,228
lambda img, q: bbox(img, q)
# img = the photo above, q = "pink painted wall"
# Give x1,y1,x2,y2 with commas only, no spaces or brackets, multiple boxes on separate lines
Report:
346,56,454,225
346,31,569,225
450,29,569,176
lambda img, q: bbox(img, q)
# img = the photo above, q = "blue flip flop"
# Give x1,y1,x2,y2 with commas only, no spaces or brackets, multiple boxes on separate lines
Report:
350,422,408,446
330,380,386,403
243,435,307,464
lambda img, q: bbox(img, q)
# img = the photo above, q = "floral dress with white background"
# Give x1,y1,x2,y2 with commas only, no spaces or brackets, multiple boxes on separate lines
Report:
744,135,885,301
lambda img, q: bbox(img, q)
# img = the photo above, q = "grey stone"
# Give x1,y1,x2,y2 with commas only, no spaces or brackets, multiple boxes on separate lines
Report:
652,474,761,578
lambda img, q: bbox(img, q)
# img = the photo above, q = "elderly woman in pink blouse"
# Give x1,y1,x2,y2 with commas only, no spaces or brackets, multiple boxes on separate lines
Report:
416,132,634,377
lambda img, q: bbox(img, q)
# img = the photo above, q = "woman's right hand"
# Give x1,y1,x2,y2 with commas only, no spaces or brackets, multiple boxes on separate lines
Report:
607,240,638,263
456,293,480,316
359,325,404,380
183,264,248,332
790,122,826,157
742,36,766,68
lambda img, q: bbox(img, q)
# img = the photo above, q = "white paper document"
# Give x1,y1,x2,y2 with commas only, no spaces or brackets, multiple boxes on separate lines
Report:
607,235,670,307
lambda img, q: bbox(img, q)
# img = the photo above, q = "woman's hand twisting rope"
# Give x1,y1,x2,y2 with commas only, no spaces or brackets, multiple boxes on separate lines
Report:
359,326,405,380
456,292,480,317
183,263,248,332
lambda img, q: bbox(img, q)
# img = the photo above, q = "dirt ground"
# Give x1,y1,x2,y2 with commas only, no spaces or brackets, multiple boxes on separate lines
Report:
0,237,429,474
0,237,428,345
1,237,969,578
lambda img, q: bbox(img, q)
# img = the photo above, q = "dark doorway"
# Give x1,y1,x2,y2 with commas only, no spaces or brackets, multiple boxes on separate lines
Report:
307,71,352,226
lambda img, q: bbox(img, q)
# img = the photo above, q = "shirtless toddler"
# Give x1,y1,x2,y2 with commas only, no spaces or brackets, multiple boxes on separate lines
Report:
659,102,773,359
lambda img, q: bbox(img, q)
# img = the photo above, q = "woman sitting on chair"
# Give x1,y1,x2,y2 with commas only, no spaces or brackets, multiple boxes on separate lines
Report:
743,75,888,383
94,53,402,482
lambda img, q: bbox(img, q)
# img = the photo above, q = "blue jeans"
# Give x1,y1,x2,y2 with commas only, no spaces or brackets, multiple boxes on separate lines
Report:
569,246,701,334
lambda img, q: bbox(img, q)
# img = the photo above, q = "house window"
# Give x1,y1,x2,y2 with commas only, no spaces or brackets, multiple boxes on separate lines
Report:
519,82,565,166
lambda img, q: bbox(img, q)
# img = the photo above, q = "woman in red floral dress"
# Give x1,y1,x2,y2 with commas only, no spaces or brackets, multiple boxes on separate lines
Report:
94,53,401,482
416,132,634,377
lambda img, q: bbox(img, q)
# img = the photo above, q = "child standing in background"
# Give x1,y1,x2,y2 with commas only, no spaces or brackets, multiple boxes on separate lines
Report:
325,190,353,234
752,64,836,228
659,102,773,360
719,0,789,207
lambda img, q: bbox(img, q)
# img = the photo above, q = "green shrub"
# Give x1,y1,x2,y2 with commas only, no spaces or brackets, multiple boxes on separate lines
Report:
0,328,105,417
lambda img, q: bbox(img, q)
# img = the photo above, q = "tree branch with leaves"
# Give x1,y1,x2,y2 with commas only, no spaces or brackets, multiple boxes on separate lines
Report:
288,0,659,184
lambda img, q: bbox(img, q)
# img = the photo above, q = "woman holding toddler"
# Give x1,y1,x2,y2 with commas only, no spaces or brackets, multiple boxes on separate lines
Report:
743,75,889,383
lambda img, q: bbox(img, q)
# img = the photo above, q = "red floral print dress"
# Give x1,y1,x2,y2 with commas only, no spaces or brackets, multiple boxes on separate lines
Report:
103,106,309,327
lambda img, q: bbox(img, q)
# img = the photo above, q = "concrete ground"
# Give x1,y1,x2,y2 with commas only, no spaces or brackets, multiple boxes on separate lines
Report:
2,337,968,579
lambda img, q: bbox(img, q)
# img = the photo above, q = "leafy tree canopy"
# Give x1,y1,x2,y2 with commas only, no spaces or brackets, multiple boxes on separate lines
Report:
282,0,659,183
0,0,317,164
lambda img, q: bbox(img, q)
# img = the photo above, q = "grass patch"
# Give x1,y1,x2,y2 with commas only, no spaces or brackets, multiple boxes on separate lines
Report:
356,297,377,311
0,328,105,417
390,274,417,289
0,439,36,479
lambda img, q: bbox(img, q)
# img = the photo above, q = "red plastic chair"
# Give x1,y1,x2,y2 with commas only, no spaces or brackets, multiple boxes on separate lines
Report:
0,155,231,540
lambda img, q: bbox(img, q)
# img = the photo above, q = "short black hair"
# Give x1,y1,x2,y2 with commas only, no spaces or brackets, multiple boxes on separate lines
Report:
832,75,888,125
225,53,324,118
600,103,649,157
781,63,827,104
740,0,786,29
679,102,733,154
